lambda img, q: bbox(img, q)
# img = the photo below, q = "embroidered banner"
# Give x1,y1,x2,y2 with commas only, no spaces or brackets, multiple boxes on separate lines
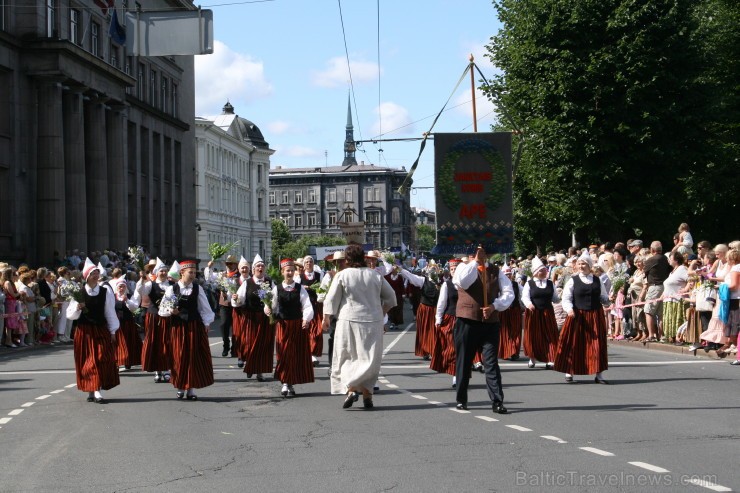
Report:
432,133,513,255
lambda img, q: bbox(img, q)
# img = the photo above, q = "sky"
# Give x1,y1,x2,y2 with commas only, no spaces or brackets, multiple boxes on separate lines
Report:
194,0,503,212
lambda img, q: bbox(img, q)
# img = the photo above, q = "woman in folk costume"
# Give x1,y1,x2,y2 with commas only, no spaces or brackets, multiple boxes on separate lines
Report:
400,264,441,359
112,277,143,370
498,265,524,361
299,255,324,367
159,260,215,400
554,251,610,384
322,243,397,409
522,257,560,369
66,258,120,403
232,256,250,368
264,258,314,397
432,258,461,388
231,254,274,382
384,266,405,330
138,258,173,383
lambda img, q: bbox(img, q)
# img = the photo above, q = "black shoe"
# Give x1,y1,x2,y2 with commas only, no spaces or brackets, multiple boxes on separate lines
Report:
422,354,430,361
256,374,265,382
221,348,229,357
565,376,574,383
730,360,740,366
186,394,198,401
363,396,374,409
527,361,535,369
230,351,236,358
246,373,253,378
95,397,106,404
237,360,244,368
176,391,185,399
452,383,457,389
373,386,379,392
86,396,95,402
594,376,609,385
492,401,507,414
545,363,554,370
312,360,319,367
287,386,296,397
510,354,519,361
342,392,359,409
476,364,485,373
456,402,467,410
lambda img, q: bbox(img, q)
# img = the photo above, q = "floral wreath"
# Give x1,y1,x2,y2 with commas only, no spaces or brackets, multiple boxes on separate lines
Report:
438,138,507,211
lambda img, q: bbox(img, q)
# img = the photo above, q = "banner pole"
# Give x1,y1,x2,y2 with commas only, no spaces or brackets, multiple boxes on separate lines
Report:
469,54,477,133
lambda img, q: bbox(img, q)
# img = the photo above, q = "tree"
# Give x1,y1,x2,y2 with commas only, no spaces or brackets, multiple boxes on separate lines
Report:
271,230,346,267
271,219,291,258
416,224,436,253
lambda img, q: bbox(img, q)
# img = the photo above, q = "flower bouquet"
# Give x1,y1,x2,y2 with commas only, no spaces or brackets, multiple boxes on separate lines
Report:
127,245,146,271
257,281,275,324
158,292,180,314
382,251,397,265
59,281,87,312
609,271,629,295
208,240,239,262
215,273,239,295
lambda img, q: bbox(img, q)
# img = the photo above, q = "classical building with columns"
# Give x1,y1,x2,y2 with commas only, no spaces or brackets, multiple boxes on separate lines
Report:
0,0,197,266
194,102,273,268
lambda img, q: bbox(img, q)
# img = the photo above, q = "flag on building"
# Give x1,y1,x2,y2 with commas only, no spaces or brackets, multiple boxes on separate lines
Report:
94,0,115,15
109,8,126,45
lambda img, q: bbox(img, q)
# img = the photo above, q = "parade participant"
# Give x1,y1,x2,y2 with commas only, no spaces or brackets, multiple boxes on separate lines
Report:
264,258,314,397
385,266,405,330
499,265,523,361
138,259,173,383
400,265,441,360
113,277,142,370
452,246,514,414
521,257,560,369
433,258,461,388
300,255,323,367
66,258,120,403
322,244,397,409
159,260,215,400
320,251,346,373
232,256,250,368
54,267,73,343
554,251,610,383
231,254,274,381
205,255,239,357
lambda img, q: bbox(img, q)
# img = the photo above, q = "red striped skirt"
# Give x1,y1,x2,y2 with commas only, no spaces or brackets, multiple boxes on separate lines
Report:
554,309,608,375
169,319,214,390
142,312,171,372
310,302,324,357
499,306,523,359
116,318,142,367
274,319,314,385
430,314,456,376
243,310,275,374
523,307,559,363
415,303,436,357
233,307,250,360
73,323,120,392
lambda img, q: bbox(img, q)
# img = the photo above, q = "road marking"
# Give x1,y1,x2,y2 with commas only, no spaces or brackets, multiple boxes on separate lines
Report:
0,370,76,375
506,425,532,432
385,384,398,389
628,462,669,473
382,323,414,356
579,447,614,457
540,435,567,444
0,418,11,424
450,408,470,414
209,342,221,347
475,415,499,422
35,395,51,400
410,394,427,400
21,402,35,408
8,409,24,416
65,383,77,388
686,478,732,492
50,389,65,394
428,401,444,406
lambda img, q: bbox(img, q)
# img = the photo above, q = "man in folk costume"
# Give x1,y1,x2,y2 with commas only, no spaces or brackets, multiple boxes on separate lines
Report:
498,265,523,361
452,246,514,414
399,264,441,360
432,258,461,388
138,258,173,383
205,254,239,357
159,260,215,400
521,257,560,369
112,277,142,370
264,258,314,398
66,258,120,403
320,251,346,374
232,256,251,368
554,251,610,384
232,254,274,381
299,255,323,367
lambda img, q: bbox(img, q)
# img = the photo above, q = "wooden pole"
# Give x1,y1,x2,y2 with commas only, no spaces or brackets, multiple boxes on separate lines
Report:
469,54,478,133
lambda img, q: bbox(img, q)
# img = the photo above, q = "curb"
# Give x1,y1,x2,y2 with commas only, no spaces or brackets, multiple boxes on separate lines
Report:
608,338,733,361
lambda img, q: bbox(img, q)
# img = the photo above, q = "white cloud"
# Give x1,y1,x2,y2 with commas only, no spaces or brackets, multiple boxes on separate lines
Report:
371,102,414,138
452,86,497,128
311,56,380,88
266,120,292,135
194,40,273,116
279,146,323,158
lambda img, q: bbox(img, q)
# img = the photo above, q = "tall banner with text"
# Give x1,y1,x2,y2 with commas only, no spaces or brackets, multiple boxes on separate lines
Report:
433,133,513,255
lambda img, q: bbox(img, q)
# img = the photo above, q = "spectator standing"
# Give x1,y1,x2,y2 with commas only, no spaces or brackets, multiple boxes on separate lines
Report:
640,241,672,341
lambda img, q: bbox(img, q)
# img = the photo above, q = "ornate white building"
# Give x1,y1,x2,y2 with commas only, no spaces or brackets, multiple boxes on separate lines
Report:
194,102,273,266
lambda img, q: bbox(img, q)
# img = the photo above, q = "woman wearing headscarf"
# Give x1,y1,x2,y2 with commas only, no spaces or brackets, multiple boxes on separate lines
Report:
66,258,120,403
554,251,610,384
231,256,251,368
322,244,397,409
399,264,441,360
138,258,173,383
522,256,560,369
432,258,462,387
112,277,142,370
299,255,324,367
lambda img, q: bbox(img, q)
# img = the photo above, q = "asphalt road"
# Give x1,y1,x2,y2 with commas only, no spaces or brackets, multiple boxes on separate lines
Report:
0,302,737,493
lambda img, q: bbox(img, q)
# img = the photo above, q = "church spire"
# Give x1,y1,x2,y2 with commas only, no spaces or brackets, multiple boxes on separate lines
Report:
343,93,357,166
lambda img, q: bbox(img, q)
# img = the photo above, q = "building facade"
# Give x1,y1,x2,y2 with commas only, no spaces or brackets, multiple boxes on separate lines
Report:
195,102,273,267
0,0,197,266
412,207,437,227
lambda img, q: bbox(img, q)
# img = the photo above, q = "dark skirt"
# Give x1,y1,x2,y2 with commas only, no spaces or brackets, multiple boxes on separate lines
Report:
74,323,120,392
415,303,436,357
499,305,523,359
169,319,214,390
243,310,275,374
523,307,559,363
554,309,608,375
310,302,324,357
430,314,456,376
724,302,740,338
387,298,404,325
142,312,171,372
233,306,250,360
116,318,143,367
274,319,314,385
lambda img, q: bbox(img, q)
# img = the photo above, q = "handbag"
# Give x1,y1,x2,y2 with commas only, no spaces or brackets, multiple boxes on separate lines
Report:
694,284,717,312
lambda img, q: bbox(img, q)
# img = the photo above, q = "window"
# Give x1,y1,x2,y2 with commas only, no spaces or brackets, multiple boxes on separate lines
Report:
161,76,168,113
91,22,100,57
295,214,303,227
308,213,317,226
137,63,145,100
365,187,380,202
258,197,264,220
1,0,8,31
281,191,289,204
46,0,55,37
328,212,337,225
149,69,157,106
171,83,178,118
308,189,316,203
109,42,118,68
374,187,381,201
280,214,289,225
365,211,380,225
294,191,302,204
257,164,263,183
343,211,353,222
69,9,80,44
269,191,275,205
327,188,336,203
392,233,401,247
345,188,353,202
392,207,400,225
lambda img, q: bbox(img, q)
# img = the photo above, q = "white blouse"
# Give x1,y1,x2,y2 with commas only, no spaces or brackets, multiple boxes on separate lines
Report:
561,274,609,313
521,279,561,308
66,284,120,334
663,265,688,299
434,281,456,325
232,276,271,307
266,282,314,322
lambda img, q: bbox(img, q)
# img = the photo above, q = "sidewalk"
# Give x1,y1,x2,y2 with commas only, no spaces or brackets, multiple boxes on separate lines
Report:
608,337,734,361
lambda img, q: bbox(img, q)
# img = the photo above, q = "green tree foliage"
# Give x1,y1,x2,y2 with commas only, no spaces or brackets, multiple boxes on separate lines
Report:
416,224,436,253
271,219,292,254
485,0,738,252
270,225,346,267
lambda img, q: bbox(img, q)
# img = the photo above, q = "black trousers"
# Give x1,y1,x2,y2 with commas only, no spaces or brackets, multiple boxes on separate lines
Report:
454,317,504,405
327,318,337,367
220,305,234,354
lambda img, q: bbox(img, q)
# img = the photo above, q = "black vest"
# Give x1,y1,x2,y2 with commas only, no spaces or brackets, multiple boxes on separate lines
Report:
300,273,319,305
148,281,166,314
444,279,458,317
528,279,553,310
115,298,133,321
173,283,202,323
420,278,440,307
79,285,108,326
276,284,302,321
572,275,602,311
245,277,271,312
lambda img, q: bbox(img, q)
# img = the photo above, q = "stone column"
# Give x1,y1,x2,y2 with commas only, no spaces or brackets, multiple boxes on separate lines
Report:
84,93,109,252
36,78,66,265
106,104,128,251
64,87,88,252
